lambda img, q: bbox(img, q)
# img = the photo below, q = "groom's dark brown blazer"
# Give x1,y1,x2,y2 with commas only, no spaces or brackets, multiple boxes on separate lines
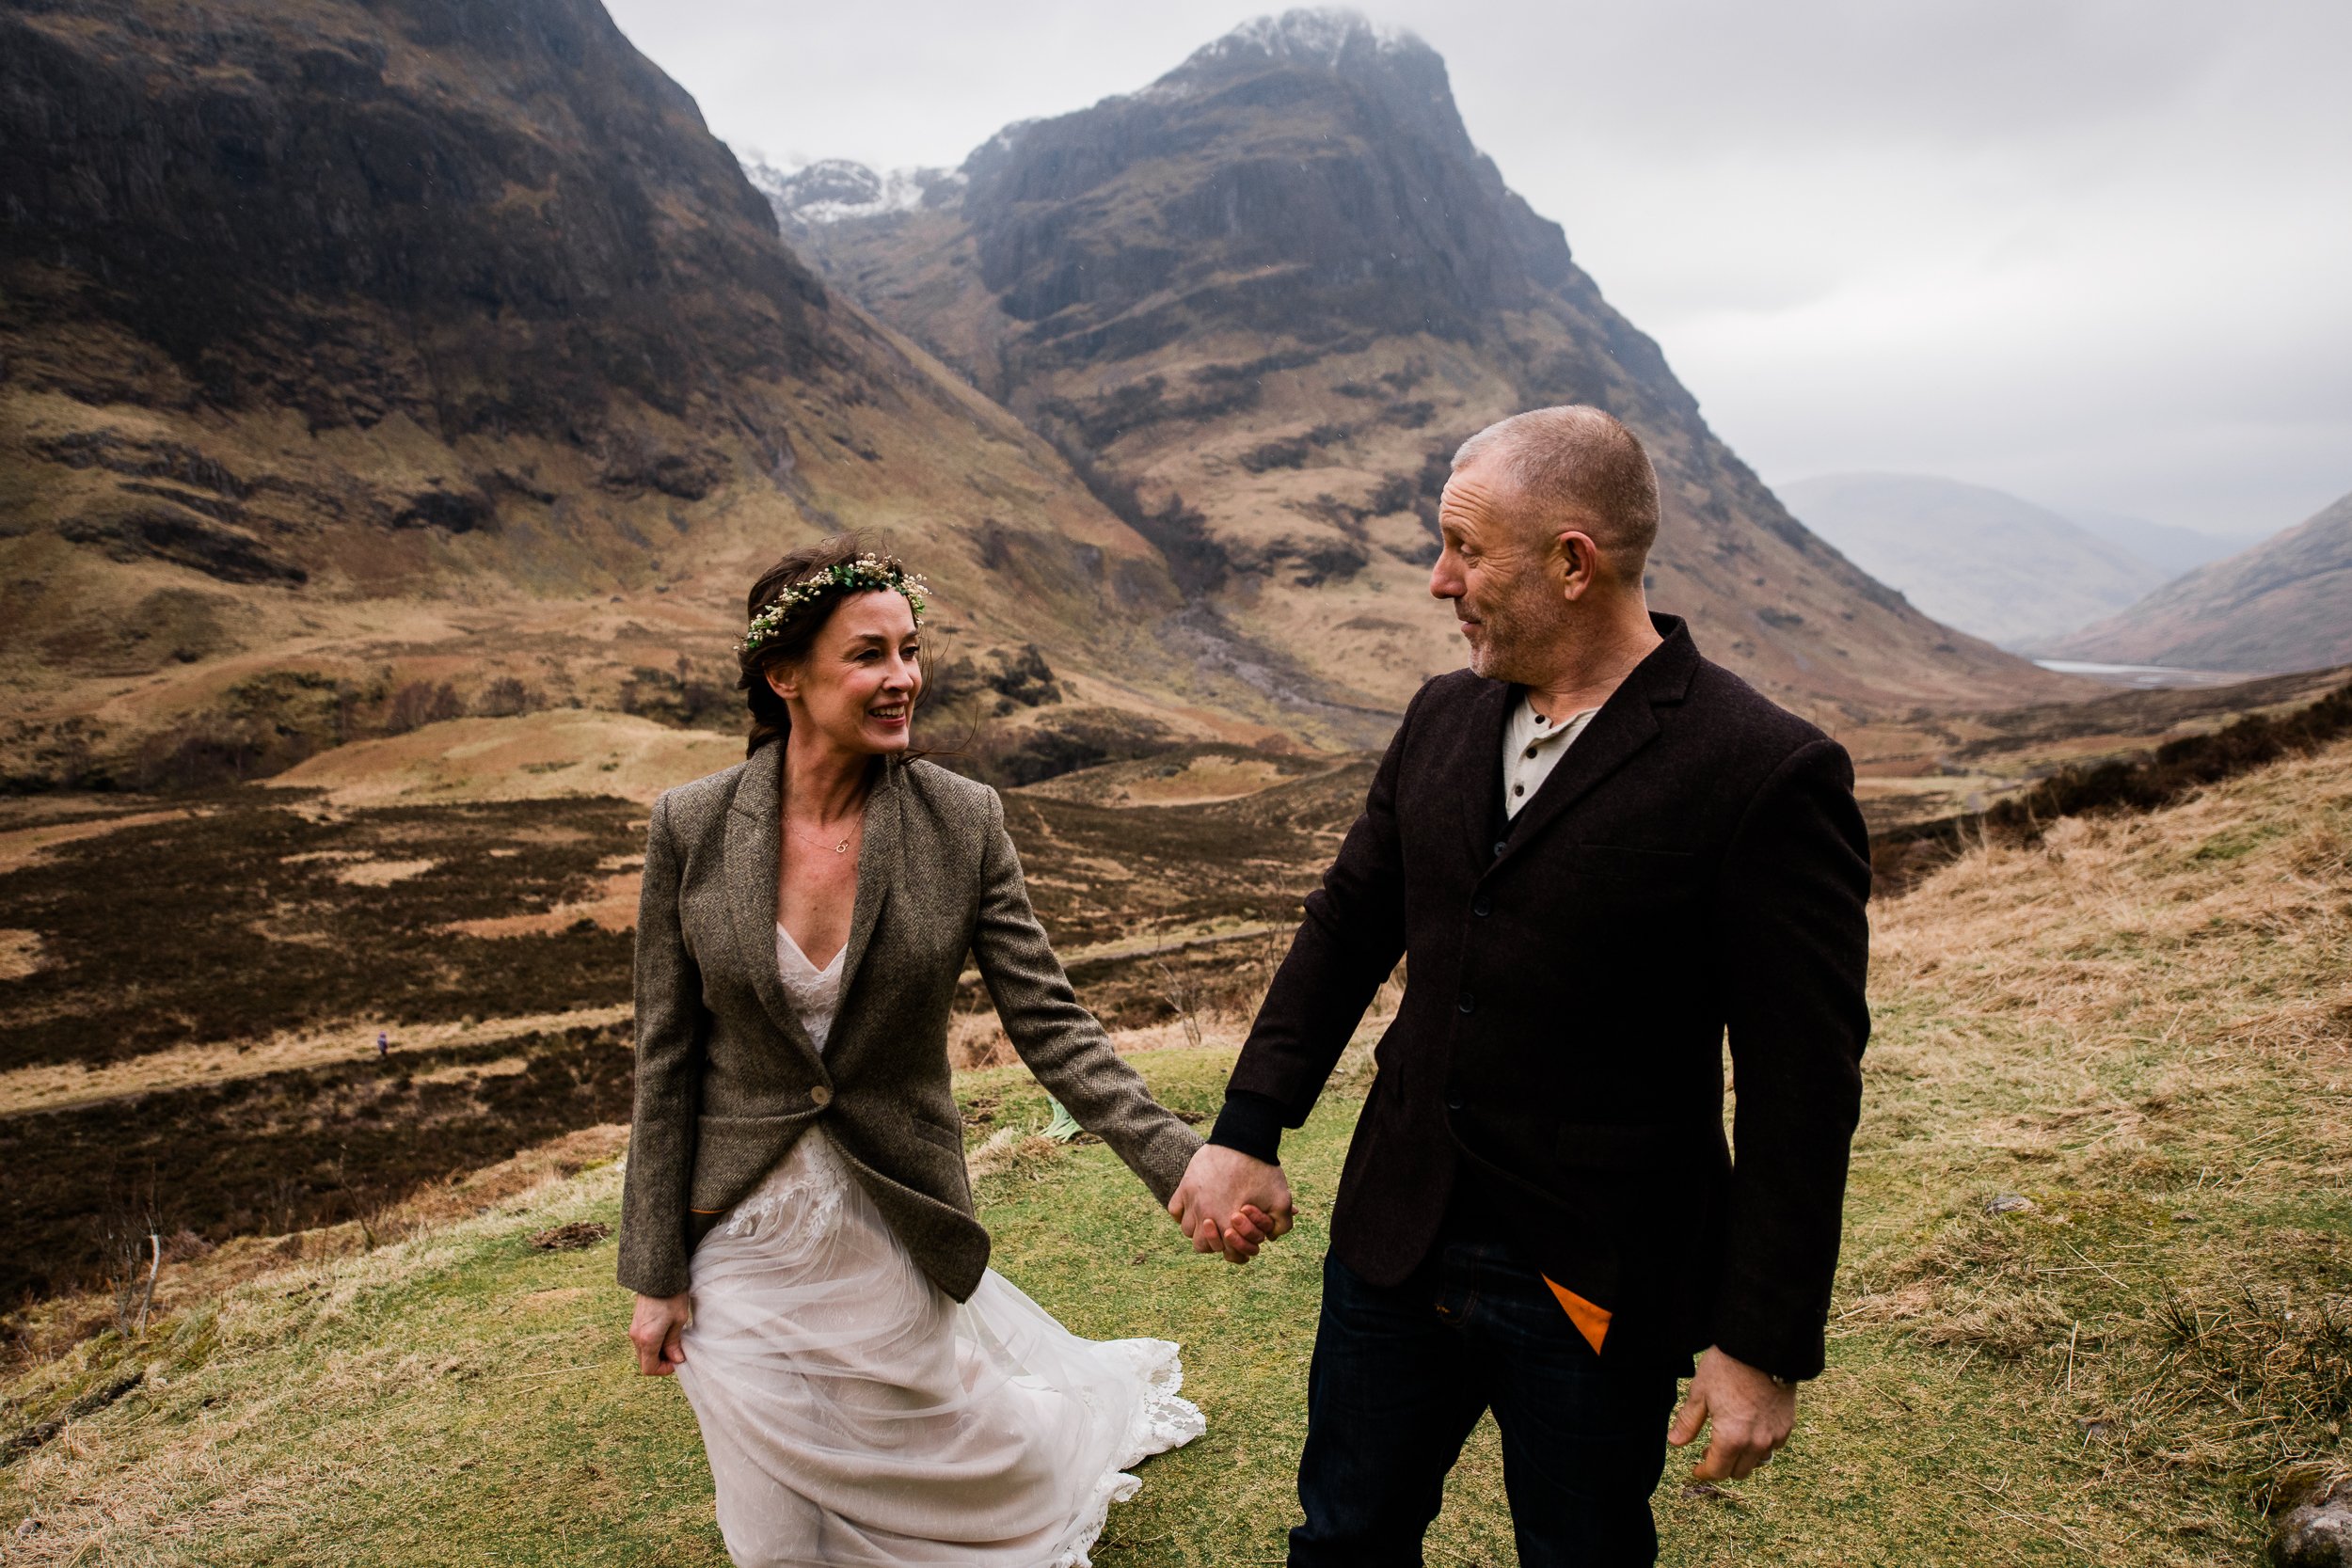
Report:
1216,614,1871,1379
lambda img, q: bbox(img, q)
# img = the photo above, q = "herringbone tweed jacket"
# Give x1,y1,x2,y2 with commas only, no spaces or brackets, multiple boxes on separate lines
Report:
617,741,1202,1301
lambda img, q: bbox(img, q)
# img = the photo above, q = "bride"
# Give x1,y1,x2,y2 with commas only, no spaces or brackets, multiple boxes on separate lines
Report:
618,539,1212,1566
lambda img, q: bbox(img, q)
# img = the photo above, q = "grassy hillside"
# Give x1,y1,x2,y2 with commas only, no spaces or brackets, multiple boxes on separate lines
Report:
6,739,2349,1564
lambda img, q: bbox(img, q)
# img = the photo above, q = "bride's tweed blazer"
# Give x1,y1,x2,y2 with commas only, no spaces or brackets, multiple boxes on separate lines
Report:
617,741,1202,1302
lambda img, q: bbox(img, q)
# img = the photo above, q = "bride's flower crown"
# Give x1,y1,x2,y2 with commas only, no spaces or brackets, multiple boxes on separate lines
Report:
738,554,930,657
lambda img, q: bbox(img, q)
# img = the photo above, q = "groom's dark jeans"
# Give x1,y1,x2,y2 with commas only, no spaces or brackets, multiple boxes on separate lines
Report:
1289,1239,1682,1568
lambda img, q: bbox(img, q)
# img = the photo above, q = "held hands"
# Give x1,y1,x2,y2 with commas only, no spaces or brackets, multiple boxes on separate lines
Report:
629,1291,691,1376
1168,1144,1296,1264
1666,1345,1796,1481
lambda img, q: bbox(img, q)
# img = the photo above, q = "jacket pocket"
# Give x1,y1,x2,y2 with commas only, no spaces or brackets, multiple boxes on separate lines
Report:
1557,845,1696,887
908,1110,964,1151
1554,1121,1684,1172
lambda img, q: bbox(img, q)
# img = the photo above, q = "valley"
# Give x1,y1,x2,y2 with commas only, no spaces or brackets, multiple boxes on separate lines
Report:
2,3,2347,1559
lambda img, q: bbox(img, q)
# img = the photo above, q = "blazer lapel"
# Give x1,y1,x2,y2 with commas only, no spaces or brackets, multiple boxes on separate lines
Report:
835,758,901,1005
723,741,824,1069
1490,616,1700,867
1455,677,1515,870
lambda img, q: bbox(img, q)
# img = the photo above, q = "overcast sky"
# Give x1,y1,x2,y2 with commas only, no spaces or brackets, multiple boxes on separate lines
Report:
605,1,2351,541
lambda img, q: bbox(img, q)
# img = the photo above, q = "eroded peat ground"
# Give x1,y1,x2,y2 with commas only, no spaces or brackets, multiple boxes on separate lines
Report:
0,765,1364,1330
0,793,644,1306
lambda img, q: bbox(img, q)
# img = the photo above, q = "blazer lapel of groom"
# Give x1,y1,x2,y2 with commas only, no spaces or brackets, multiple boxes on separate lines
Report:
1491,615,1699,866
1454,677,1514,870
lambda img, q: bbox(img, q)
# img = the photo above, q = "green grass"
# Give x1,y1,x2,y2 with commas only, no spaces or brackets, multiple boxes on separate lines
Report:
8,746,2350,1565
0,1044,2304,1567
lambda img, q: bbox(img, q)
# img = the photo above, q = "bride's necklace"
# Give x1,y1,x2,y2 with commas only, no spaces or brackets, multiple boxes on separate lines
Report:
789,821,853,855
785,768,866,857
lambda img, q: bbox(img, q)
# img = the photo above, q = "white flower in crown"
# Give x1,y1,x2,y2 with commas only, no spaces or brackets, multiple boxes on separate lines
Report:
738,554,929,657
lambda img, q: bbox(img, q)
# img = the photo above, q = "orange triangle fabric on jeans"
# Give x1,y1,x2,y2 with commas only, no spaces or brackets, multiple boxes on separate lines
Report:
1542,1275,1613,1355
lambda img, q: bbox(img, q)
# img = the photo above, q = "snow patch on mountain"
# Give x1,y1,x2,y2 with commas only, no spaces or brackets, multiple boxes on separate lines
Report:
1187,8,1423,73
740,155,961,227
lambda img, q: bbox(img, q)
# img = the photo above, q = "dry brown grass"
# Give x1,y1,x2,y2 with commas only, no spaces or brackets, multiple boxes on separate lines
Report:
0,1004,631,1116
0,807,199,874
2,1122,630,1379
1870,738,2352,1180
1832,734,2352,1516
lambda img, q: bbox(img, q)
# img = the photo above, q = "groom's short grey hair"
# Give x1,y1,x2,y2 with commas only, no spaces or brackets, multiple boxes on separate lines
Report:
1452,405,1661,566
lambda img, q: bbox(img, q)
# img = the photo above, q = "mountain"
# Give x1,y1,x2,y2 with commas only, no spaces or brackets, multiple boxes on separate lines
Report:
752,9,2069,720
1775,474,2171,650
2069,511,2253,578
2044,490,2352,673
0,0,1290,790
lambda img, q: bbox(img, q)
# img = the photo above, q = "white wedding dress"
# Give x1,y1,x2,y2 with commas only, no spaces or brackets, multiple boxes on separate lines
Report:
672,923,1205,1568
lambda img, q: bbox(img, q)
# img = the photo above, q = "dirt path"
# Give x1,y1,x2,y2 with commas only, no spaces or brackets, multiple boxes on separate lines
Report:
0,1004,632,1116
0,807,200,875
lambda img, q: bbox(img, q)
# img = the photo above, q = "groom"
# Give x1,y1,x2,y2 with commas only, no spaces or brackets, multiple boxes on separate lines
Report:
1170,405,1872,1566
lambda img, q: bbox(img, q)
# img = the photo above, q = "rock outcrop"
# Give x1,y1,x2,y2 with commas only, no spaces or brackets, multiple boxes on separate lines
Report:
0,0,1264,786
764,8,2072,718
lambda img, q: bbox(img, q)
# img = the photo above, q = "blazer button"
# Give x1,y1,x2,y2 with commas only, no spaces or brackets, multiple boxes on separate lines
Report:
1491,840,1507,858
1457,992,1475,1015
809,1085,833,1108
1446,1092,1465,1111
1471,895,1492,917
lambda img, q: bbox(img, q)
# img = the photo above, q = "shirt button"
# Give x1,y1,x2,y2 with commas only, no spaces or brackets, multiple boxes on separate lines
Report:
1512,783,1524,796
1525,746,1539,758
1472,895,1492,916
1457,992,1476,1014
809,1085,833,1108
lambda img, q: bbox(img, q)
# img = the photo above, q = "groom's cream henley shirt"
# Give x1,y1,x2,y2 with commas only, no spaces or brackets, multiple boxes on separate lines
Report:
1502,695,1599,816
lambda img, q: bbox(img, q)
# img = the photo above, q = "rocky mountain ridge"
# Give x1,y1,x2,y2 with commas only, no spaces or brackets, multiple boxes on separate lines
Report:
760,8,2073,719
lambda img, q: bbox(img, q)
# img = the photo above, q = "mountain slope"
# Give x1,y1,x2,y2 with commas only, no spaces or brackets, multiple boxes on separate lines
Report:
759,9,2071,719
2069,510,2252,577
0,0,1289,789
2046,489,2352,673
1777,474,2170,649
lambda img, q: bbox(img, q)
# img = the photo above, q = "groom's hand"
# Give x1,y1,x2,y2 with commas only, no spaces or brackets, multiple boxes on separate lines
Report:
1667,1346,1796,1481
1168,1145,1295,1264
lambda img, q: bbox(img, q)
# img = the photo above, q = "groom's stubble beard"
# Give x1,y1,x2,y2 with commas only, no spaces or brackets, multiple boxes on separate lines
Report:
1463,566,1573,687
